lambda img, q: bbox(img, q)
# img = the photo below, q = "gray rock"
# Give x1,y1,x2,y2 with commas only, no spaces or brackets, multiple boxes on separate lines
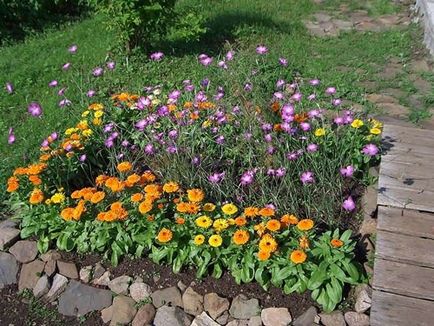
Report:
227,320,249,326
177,280,187,293
8,240,38,263
33,275,50,298
248,315,263,326
409,60,431,73
108,275,131,295
366,94,398,104
344,312,370,326
79,266,92,283
154,305,192,326
0,219,18,229
182,286,204,316
40,250,61,262
110,295,137,326
57,261,78,279
44,260,57,277
354,285,372,313
229,294,260,319
151,286,183,308
191,311,220,326
0,252,19,287
204,292,230,320
319,311,346,326
93,271,111,286
58,280,112,316
18,259,45,291
46,273,68,302
101,306,113,323
130,282,152,302
93,262,105,279
293,306,318,326
261,307,292,326
0,227,20,250
216,311,230,325
132,303,156,326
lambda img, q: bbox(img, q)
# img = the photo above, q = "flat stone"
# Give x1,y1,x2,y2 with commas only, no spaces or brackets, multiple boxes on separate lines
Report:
227,320,249,326
377,15,401,26
366,94,398,104
58,280,112,316
132,303,156,326
177,280,188,293
8,240,37,263
40,250,62,262
344,312,370,326
362,185,378,219
108,275,132,295
293,306,318,326
44,260,57,277
354,284,372,313
46,273,68,302
229,295,260,319
57,261,78,279
0,219,18,229
101,306,113,323
93,270,111,286
216,311,230,325
382,88,406,99
248,315,263,326
110,295,137,326
204,293,230,320
191,311,220,326
0,252,19,287
93,262,105,279
182,286,204,316
130,282,152,302
378,66,402,80
18,259,45,291
154,306,192,326
261,307,292,326
354,21,383,32
412,77,432,94
333,19,353,30
79,265,92,283
409,59,431,73
151,286,183,308
319,311,346,326
377,102,409,118
33,275,50,298
314,12,332,23
0,228,20,250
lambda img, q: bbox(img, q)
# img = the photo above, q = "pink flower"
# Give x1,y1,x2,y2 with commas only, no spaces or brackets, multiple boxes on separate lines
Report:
87,90,96,97
342,196,356,211
59,99,72,107
5,82,13,94
278,57,288,66
325,87,336,95
208,172,225,184
28,102,42,117
309,79,320,86
362,144,379,156
62,63,71,70
300,171,315,184
226,51,234,61
8,128,15,144
256,45,268,54
49,80,58,87
340,165,354,178
150,52,164,61
68,44,78,53
106,61,116,70
92,67,103,77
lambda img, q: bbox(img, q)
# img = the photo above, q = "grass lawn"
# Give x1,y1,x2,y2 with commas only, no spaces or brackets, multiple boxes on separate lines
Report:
0,0,432,205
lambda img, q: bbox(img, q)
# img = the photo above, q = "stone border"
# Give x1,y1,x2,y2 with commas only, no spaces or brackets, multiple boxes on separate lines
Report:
416,0,434,56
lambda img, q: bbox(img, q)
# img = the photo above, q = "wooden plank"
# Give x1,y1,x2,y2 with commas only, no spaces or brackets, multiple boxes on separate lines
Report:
382,152,434,166
377,206,434,239
382,141,434,156
373,258,434,301
376,230,434,268
377,185,434,212
380,160,434,179
371,291,434,326
379,173,434,193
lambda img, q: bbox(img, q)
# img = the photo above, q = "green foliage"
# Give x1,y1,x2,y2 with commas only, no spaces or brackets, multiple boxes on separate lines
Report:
168,11,207,43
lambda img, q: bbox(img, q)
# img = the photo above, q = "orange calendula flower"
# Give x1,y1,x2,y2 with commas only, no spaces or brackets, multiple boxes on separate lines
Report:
266,219,281,232
163,182,180,193
259,207,275,217
299,236,310,249
186,202,200,214
234,216,247,226
131,193,144,203
176,202,189,213
157,228,173,243
257,250,271,261
187,189,205,202
117,161,132,173
105,177,124,192
7,177,19,192
28,175,42,186
126,174,141,187
29,189,44,205
96,175,108,186
290,250,307,264
258,234,278,253
254,223,266,237
244,206,259,217
60,207,75,221
140,171,156,183
280,214,298,226
297,219,314,231
90,191,105,204
139,201,153,214
72,200,86,220
203,203,216,212
176,217,185,224
331,239,344,248
233,230,250,245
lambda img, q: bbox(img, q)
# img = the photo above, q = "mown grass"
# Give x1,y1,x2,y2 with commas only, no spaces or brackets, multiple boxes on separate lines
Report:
0,0,432,204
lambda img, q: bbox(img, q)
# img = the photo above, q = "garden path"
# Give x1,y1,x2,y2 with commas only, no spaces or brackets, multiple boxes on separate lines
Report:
370,124,434,326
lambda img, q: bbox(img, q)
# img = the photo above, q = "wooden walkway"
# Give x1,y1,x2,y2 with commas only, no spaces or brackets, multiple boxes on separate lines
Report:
371,124,434,326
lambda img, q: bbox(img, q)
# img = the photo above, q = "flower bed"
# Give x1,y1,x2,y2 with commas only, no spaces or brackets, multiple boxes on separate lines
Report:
6,45,381,312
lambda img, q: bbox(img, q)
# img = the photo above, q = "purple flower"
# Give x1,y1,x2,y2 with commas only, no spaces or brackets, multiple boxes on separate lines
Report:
308,93,316,101
192,156,201,166
58,87,67,96
287,151,299,161
267,168,275,176
68,44,78,54
199,54,213,66
106,61,116,70
62,63,71,70
59,99,72,107
79,154,87,162
267,145,275,155
300,171,315,184
340,165,354,178
281,104,294,116
291,93,302,102
144,143,155,155
261,123,272,132
137,96,151,110
8,128,15,144
50,132,58,141
240,170,255,186
300,122,311,131
87,89,96,97
274,92,284,100
168,130,178,139
167,145,178,154
332,98,342,106
278,57,288,66
275,168,286,177
226,51,234,61
264,134,272,143
41,139,49,147
28,102,42,117
325,87,336,95
362,144,379,156
64,144,72,151
276,79,285,89
150,52,164,61
309,79,320,86
256,45,268,54
169,90,181,100
121,140,130,147
307,143,318,152
244,132,252,140
5,82,13,94
92,67,103,77
244,83,252,92
49,80,58,87
157,106,169,116
208,172,225,184
103,123,114,133
342,196,356,211
216,135,225,145
218,60,228,69
334,116,344,125
184,84,194,92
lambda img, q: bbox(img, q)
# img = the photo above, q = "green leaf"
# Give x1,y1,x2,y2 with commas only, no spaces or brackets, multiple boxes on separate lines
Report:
212,262,223,279
37,237,49,253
